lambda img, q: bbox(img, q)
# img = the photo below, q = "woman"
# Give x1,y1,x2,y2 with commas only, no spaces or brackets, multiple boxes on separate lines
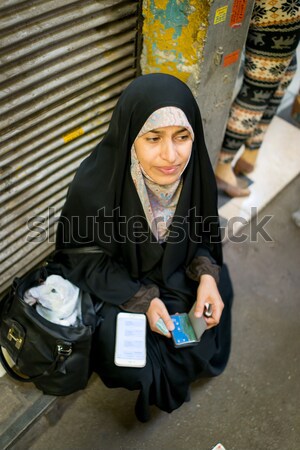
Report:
56,74,233,421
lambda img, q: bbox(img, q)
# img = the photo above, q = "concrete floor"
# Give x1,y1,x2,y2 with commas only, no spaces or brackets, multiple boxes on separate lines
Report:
20,174,300,450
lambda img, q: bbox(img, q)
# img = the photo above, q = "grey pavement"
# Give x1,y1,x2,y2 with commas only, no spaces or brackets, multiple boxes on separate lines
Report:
4,174,300,450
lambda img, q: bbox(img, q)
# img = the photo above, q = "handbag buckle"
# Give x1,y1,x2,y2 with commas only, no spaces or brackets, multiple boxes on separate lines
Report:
7,326,23,350
56,342,72,358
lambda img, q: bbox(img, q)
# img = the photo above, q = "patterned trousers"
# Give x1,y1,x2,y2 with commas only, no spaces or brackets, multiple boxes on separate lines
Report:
222,0,300,155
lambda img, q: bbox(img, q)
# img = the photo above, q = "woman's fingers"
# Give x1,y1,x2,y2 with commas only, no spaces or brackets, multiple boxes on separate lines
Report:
154,309,174,338
203,297,224,329
146,298,174,337
159,308,175,333
195,275,224,329
212,299,223,322
155,318,170,335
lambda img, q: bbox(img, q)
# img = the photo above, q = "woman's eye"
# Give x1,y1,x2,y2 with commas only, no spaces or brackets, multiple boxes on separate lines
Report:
176,134,190,141
146,136,160,142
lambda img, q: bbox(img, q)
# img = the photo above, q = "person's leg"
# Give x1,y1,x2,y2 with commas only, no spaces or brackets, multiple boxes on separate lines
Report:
235,54,298,174
291,87,300,124
215,0,300,196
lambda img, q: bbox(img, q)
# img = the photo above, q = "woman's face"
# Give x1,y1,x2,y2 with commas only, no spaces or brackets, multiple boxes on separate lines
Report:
134,126,193,185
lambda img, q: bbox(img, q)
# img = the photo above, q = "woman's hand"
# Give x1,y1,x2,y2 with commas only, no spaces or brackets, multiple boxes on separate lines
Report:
194,274,224,329
146,298,174,338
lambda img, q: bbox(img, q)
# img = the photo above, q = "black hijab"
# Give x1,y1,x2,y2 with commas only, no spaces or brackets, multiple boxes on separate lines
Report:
56,73,222,284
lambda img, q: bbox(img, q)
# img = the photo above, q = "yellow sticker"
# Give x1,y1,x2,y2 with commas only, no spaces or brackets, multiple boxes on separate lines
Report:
63,127,84,143
214,6,228,25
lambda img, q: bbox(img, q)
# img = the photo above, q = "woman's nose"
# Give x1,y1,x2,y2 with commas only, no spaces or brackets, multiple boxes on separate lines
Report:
161,139,176,162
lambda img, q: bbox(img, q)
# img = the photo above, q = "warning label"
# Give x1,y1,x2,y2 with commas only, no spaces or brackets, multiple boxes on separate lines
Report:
230,0,247,28
214,6,228,25
223,50,240,67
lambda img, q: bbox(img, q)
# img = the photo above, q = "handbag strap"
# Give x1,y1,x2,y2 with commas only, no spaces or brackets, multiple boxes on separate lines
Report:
0,341,72,383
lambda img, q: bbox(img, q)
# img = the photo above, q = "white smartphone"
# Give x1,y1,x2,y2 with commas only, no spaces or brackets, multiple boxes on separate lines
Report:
114,312,146,368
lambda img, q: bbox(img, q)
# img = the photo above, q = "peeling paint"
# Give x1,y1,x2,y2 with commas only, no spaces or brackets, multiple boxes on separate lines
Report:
141,0,210,87
151,0,189,39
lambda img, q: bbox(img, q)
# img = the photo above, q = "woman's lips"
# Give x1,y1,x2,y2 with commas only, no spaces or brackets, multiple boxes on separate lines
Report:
156,165,180,175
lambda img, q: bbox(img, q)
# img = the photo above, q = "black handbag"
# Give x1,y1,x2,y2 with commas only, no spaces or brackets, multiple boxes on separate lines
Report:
0,247,103,396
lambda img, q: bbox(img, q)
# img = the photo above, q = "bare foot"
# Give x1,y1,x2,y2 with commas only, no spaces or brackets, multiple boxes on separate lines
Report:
215,160,250,197
234,149,258,175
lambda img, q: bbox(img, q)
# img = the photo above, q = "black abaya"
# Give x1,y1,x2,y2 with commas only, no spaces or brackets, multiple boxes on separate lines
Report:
91,264,233,422
56,74,233,421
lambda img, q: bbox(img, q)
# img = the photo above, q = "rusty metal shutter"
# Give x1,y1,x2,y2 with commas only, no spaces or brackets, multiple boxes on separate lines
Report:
0,1,141,296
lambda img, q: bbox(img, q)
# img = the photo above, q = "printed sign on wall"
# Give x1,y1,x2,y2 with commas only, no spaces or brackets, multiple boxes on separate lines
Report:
214,6,228,25
230,0,248,28
223,49,240,67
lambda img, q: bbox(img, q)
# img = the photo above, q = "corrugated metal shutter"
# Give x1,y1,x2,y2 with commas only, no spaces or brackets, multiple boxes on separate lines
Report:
0,0,141,296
